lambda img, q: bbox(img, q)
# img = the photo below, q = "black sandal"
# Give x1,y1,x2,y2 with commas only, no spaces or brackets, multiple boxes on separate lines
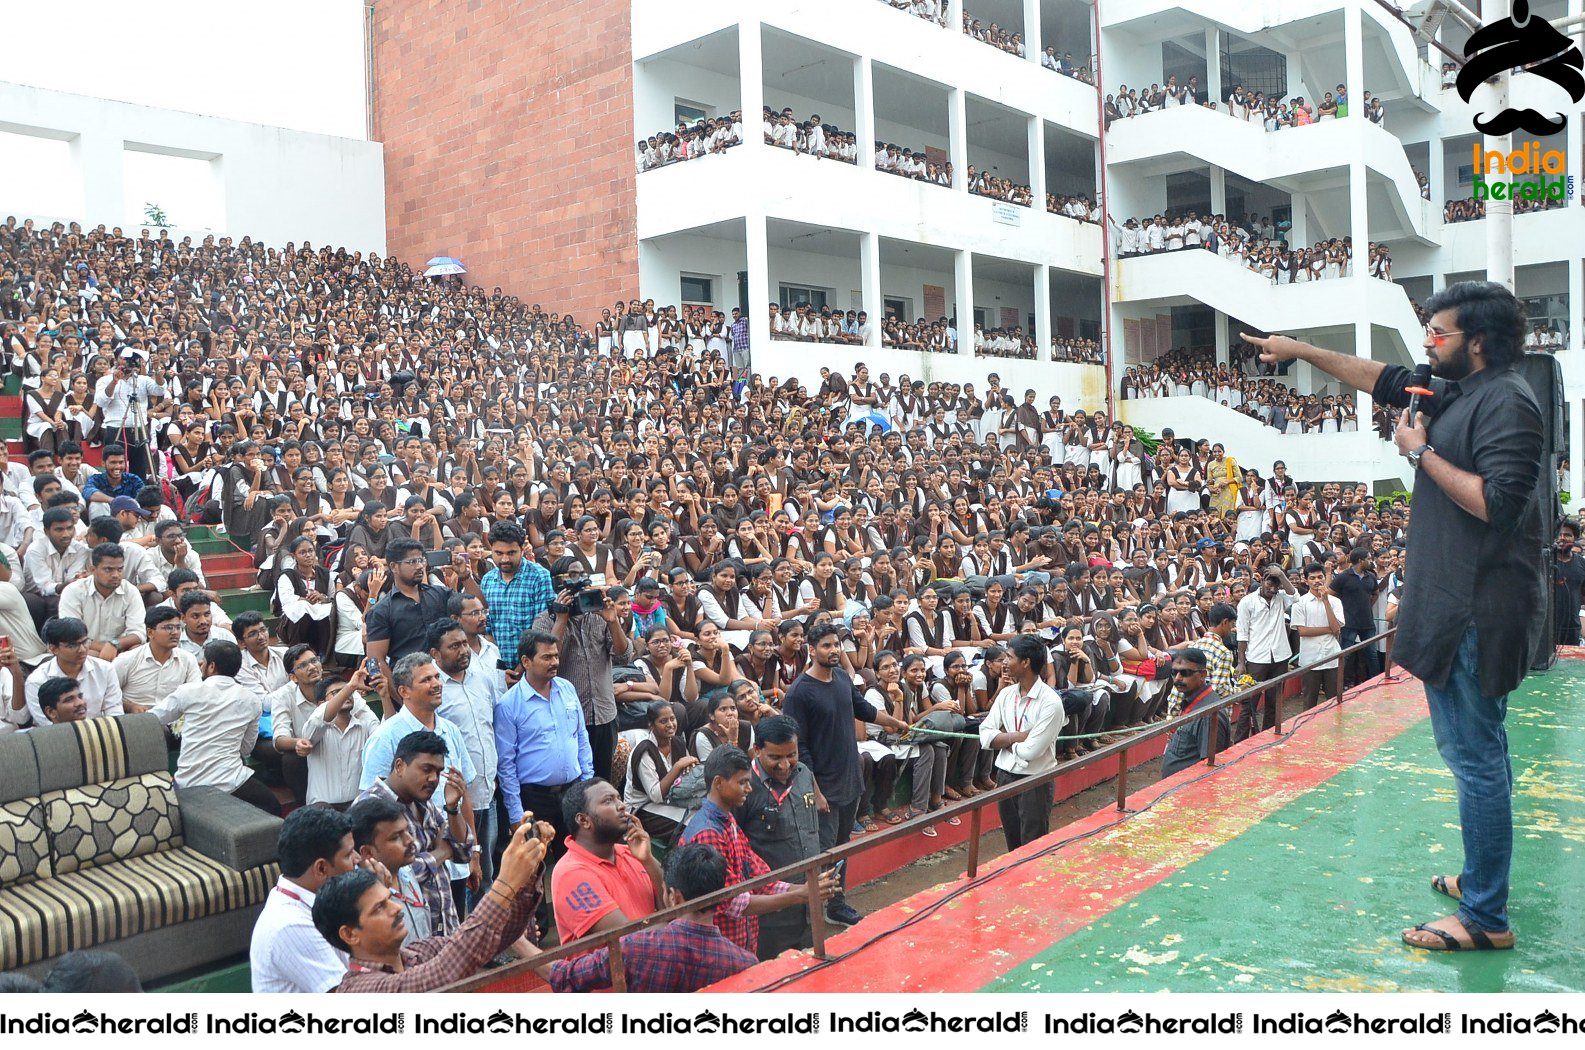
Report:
1430,874,1463,901
1403,922,1513,952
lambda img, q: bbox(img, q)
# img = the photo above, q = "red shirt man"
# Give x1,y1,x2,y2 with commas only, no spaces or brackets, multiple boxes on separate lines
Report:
549,779,665,944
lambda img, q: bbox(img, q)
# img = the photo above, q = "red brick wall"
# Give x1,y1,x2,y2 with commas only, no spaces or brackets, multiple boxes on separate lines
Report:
372,0,637,324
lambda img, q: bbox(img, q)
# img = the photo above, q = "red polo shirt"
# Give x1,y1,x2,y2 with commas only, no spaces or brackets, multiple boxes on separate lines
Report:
550,838,657,943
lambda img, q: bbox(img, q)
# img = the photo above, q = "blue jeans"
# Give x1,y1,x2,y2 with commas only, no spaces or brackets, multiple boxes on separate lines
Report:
464,803,499,912
1423,625,1513,933
1340,626,1381,684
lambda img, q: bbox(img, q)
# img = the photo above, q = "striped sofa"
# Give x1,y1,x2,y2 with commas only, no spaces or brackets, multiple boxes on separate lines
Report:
0,714,281,981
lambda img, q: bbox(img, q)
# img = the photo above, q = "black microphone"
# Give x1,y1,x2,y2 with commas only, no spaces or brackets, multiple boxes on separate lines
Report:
1405,363,1434,422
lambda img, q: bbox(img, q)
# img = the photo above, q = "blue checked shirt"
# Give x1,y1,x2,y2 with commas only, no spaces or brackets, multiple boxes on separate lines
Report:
480,560,554,664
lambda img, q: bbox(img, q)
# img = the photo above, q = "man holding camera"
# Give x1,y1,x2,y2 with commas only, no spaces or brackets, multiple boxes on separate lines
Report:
94,351,167,479
532,555,632,782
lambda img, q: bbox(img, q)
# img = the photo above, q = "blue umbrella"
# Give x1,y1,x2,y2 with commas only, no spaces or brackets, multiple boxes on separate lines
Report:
426,256,463,268
862,410,893,433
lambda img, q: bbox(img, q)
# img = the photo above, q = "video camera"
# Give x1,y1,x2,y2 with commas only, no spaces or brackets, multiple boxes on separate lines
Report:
558,575,610,615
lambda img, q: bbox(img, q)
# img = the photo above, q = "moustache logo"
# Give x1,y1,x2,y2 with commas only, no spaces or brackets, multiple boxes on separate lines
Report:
1458,0,1585,137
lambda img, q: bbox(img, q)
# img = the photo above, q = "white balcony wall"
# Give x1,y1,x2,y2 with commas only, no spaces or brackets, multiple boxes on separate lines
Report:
638,148,1101,275
0,81,385,252
634,2,1098,138
1119,396,1410,489
1117,250,1423,361
634,58,742,136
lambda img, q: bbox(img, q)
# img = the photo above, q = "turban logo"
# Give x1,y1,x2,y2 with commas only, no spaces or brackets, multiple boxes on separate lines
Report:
1457,0,1584,136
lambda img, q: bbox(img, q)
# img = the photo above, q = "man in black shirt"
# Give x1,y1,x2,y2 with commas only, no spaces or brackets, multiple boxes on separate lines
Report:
781,623,907,929
737,715,821,959
1245,281,1543,954
1329,548,1381,686
1553,520,1585,645
366,538,471,706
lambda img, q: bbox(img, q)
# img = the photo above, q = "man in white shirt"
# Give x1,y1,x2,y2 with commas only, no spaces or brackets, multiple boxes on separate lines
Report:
1291,563,1343,710
147,519,207,591
249,807,360,993
148,639,277,814
20,616,124,728
112,605,201,713
234,610,288,696
21,506,90,625
978,635,1065,852
57,543,146,662
431,617,501,907
1235,567,1298,741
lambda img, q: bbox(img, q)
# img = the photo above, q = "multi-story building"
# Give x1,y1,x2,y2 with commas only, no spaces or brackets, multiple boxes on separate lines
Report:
373,0,1580,490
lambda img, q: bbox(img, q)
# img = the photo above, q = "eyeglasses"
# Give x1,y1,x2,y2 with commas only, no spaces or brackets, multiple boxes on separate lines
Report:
396,558,427,567
1424,325,1464,347
57,638,89,650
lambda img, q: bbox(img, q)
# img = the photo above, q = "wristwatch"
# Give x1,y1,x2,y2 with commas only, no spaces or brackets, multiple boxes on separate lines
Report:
1406,443,1433,469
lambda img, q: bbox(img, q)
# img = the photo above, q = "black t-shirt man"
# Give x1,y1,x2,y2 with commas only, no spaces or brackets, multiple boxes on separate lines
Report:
781,670,877,809
1329,564,1380,633
1554,552,1585,643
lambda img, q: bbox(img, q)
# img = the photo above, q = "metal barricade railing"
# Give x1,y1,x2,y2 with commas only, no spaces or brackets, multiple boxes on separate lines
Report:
443,628,1395,992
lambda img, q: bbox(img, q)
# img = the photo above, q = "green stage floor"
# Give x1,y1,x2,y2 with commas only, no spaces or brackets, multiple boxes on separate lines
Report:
718,658,1585,994
991,660,1585,992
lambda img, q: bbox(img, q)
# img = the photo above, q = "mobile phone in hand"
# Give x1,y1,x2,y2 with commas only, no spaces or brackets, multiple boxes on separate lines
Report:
365,657,380,678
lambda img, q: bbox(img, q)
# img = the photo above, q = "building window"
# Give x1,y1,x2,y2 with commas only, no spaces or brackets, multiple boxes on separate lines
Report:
884,296,913,321
681,274,715,305
780,284,829,310
675,99,712,125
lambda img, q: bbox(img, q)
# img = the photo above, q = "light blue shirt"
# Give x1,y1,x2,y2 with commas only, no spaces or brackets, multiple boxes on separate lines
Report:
494,675,593,824
359,706,478,791
437,664,501,811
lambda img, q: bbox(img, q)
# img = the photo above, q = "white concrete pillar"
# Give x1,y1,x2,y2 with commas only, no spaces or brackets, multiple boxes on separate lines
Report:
1209,164,1227,218
1028,115,1046,207
949,86,967,191
1214,319,1230,368
1205,28,1221,109
954,250,975,354
1345,2,1371,420
746,214,772,358
1023,0,1042,65
1034,264,1053,362
855,55,876,171
72,130,125,229
1428,135,1445,216
947,0,964,32
740,21,765,154
860,231,883,349
1570,255,1583,357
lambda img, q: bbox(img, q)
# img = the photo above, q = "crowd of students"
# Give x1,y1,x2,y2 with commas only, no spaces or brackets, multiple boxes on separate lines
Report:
637,112,743,171
2,212,1412,993
1104,77,1386,131
1117,213,1394,283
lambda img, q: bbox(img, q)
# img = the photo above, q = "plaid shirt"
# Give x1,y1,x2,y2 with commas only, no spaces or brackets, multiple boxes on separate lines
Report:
1178,632,1238,715
730,317,750,353
680,800,792,954
480,560,555,662
548,917,758,993
331,882,542,993
356,778,475,937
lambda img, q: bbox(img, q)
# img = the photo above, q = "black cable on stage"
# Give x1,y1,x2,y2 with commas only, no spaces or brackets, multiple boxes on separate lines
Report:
745,680,1395,992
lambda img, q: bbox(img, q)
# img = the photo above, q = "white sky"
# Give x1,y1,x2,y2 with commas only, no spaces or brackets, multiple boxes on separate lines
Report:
3,0,367,139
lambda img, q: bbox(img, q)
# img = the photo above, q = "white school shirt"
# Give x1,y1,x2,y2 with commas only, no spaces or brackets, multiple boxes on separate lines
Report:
250,877,349,993
978,679,1066,777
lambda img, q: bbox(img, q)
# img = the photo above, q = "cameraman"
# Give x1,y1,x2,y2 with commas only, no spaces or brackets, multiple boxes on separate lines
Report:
532,555,631,781
94,350,167,478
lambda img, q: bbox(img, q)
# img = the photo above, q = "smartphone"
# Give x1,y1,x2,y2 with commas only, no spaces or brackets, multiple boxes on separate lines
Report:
828,859,848,883
364,657,379,678
0,634,10,650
